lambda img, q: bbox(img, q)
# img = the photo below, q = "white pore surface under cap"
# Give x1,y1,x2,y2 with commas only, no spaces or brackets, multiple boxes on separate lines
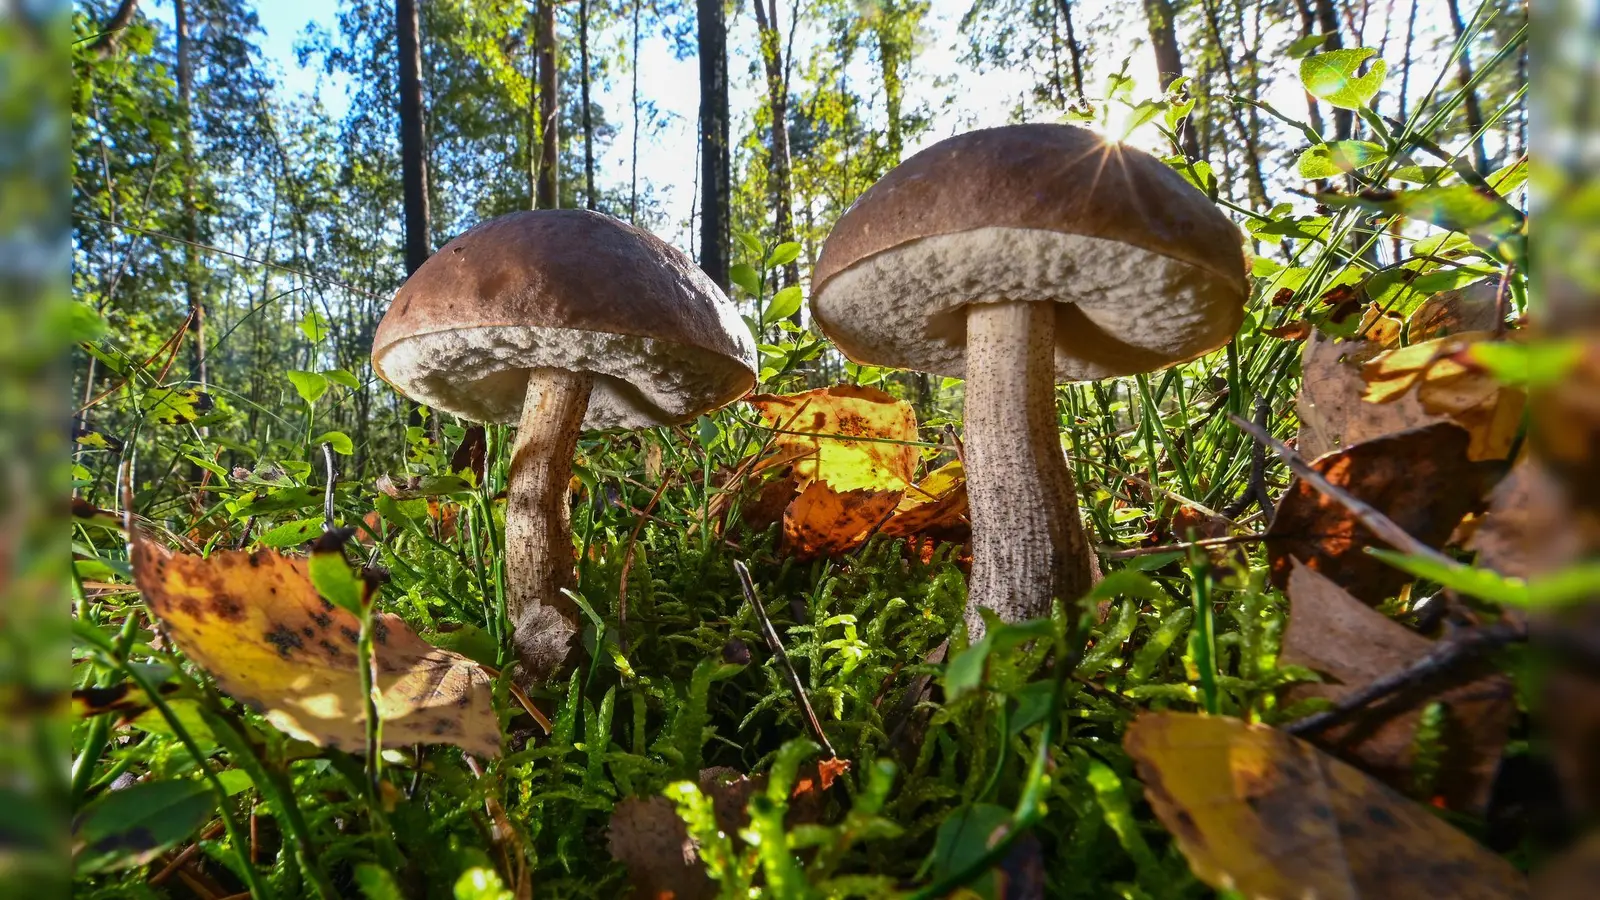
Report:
376,324,751,429
814,227,1240,380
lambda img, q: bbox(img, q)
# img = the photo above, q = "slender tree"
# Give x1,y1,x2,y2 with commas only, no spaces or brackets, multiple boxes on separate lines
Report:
630,0,641,221
1140,0,1203,161
536,0,560,209
1444,0,1491,173
175,0,206,389
580,0,597,209
751,0,800,293
697,0,730,290
397,0,431,275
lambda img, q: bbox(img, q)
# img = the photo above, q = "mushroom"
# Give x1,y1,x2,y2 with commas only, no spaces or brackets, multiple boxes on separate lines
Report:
812,124,1247,637
373,210,757,682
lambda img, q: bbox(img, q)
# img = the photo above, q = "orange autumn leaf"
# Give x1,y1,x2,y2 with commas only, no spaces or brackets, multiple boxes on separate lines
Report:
1361,332,1526,461
1124,712,1528,900
746,384,921,557
747,384,918,493
132,536,501,757
783,482,901,560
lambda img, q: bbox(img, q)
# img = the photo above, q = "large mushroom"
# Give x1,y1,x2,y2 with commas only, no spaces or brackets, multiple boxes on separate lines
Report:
812,124,1248,637
373,210,756,682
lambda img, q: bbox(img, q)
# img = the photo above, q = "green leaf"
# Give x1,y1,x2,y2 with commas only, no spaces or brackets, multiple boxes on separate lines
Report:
308,539,368,616
256,517,324,548
735,231,764,260
729,263,762,297
236,486,324,515
357,864,407,900
764,285,803,325
1321,185,1521,243
945,616,1055,700
1287,32,1334,59
1119,99,1163,139
765,241,802,268
1297,140,1387,179
1486,157,1529,197
1469,339,1584,389
325,368,362,391
1086,759,1160,877
140,388,215,425
315,430,355,456
287,370,328,405
73,778,215,873
1300,48,1387,110
930,802,1011,893
184,454,230,480
453,867,514,900
298,310,330,343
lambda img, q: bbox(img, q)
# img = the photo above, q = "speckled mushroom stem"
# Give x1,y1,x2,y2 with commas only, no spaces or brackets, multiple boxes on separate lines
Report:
506,367,594,685
963,301,1101,638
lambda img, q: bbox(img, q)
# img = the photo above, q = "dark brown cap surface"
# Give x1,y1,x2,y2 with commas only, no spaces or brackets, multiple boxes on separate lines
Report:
811,124,1249,380
372,210,756,427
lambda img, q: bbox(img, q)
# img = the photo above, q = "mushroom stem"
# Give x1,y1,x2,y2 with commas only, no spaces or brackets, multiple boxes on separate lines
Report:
963,301,1101,638
505,366,594,684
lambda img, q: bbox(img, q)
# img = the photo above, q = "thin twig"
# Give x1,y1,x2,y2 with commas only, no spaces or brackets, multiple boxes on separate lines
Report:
1285,620,1525,736
732,560,838,759
1229,413,1453,564
1100,534,1266,560
321,442,337,531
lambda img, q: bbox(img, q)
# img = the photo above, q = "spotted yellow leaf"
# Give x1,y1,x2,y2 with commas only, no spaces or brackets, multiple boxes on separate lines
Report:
132,536,501,757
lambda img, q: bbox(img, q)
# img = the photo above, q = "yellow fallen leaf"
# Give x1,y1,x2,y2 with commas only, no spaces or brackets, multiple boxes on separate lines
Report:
1125,712,1528,900
132,536,501,757
881,459,969,541
747,384,918,493
1361,332,1526,461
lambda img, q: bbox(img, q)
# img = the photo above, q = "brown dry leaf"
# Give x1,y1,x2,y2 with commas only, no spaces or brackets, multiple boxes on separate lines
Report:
1266,423,1502,603
608,765,836,899
1282,561,1514,813
1362,332,1526,461
881,459,970,543
131,536,501,757
1124,712,1529,900
783,482,902,560
747,384,919,493
1532,832,1600,900
1467,453,1580,580
1410,281,1504,342
1296,331,1445,460
608,795,715,900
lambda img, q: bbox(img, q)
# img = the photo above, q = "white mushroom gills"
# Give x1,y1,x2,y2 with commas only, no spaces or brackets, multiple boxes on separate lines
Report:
505,367,594,683
963,301,1101,637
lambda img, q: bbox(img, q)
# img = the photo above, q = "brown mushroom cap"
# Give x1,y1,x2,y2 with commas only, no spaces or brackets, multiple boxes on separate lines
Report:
373,210,757,429
812,124,1250,380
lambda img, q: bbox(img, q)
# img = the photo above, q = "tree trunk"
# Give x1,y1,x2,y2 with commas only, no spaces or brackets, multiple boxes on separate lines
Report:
536,0,560,210
752,0,799,294
580,0,596,209
1055,0,1086,103
397,0,431,275
1444,0,1491,173
1140,0,1202,161
697,0,731,291
175,0,206,391
630,0,641,222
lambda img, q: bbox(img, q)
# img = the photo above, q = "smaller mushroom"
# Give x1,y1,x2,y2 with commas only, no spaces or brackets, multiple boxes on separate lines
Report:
373,210,756,683
812,124,1248,637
